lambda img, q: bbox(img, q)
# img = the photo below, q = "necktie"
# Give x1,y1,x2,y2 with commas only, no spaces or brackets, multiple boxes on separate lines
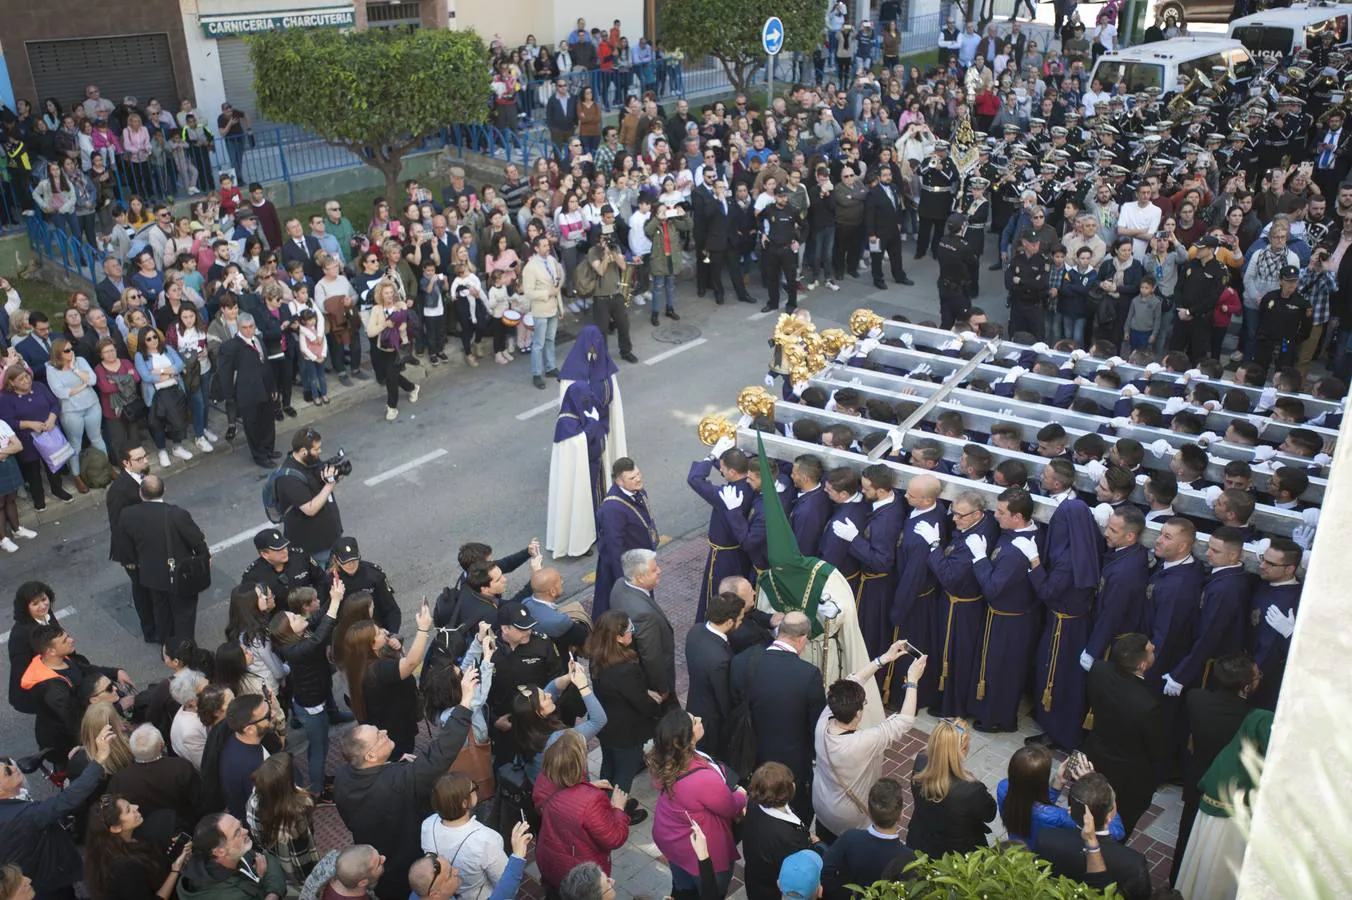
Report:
1321,131,1338,169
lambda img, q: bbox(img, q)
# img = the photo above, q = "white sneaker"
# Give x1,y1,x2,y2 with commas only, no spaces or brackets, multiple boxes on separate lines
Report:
632,293,646,306
204,428,220,442
567,301,582,314
14,526,37,539
195,436,214,453
826,279,840,292
158,450,171,468
0,537,16,553
386,406,399,421
408,384,420,404
173,445,193,461
804,280,819,291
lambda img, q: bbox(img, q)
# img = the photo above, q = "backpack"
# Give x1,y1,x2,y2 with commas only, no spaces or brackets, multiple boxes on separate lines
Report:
261,466,308,524
572,252,600,298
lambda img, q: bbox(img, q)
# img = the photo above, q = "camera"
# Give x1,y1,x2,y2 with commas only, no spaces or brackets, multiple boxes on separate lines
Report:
323,448,353,480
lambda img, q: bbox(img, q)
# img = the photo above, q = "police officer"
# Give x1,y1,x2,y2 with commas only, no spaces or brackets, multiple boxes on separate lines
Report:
1171,235,1228,361
937,213,978,329
1004,229,1050,339
239,528,329,608
485,600,575,761
916,141,958,261
1254,265,1313,375
758,185,803,313
331,536,401,634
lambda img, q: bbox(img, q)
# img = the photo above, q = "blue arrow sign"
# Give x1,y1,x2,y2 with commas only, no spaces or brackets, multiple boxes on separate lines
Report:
762,16,785,55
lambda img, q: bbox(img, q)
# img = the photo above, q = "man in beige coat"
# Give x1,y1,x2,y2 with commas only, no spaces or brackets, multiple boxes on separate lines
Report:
522,234,564,389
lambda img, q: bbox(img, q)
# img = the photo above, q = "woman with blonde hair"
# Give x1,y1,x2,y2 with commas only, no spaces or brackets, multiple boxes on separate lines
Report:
45,336,106,492
906,718,995,858
0,865,34,900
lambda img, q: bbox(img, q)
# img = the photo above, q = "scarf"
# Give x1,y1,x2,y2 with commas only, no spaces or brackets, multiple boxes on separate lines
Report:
1198,709,1273,818
1253,246,1284,284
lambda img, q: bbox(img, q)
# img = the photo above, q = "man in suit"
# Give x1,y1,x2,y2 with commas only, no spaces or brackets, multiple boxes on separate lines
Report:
1035,773,1151,900
684,591,741,759
15,311,53,382
744,611,826,822
215,312,279,468
593,457,658,618
608,548,675,698
111,475,210,642
107,444,156,642
279,217,323,283
75,308,129,366
1171,652,1258,883
721,574,780,655
692,177,752,304
545,79,578,151
863,165,913,290
96,256,130,316
1081,634,1166,838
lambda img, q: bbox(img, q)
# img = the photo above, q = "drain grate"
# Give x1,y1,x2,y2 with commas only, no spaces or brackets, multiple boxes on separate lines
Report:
652,324,702,344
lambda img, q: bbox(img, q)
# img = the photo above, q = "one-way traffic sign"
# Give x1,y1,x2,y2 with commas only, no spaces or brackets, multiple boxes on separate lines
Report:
762,16,785,55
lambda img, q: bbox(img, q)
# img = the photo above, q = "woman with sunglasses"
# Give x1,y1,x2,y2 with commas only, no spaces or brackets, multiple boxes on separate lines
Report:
132,326,194,469
510,655,607,786
585,610,661,824
84,793,192,900
45,337,106,493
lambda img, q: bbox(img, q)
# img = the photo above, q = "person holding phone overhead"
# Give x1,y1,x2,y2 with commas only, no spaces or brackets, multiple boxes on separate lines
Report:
342,598,434,759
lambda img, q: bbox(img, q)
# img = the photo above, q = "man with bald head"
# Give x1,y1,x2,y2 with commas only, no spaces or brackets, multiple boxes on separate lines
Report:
524,567,591,650
111,472,209,643
409,823,531,900
888,473,948,708
721,574,783,654
303,844,383,900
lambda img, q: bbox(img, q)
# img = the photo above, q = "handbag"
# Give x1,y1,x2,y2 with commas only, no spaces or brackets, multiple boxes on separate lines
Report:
449,734,496,802
163,506,212,596
486,757,539,841
32,428,75,473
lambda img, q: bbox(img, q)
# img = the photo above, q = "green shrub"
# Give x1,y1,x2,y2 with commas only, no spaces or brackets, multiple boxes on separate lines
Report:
849,846,1119,899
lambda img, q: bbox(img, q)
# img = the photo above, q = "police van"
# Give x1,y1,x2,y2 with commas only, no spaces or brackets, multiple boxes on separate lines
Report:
1228,2,1352,63
1090,37,1256,95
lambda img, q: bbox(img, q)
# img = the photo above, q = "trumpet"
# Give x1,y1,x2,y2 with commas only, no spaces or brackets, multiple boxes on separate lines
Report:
697,415,738,446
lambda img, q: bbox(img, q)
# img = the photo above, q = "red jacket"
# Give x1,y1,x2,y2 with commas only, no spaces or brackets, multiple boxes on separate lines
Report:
1213,286,1242,327
532,774,629,888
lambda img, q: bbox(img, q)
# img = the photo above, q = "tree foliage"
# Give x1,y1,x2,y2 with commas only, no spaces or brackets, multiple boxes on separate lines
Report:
660,0,822,95
249,27,490,198
852,847,1119,899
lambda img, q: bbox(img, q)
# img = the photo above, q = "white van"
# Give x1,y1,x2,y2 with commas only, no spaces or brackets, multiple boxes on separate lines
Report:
1090,37,1256,94
1228,2,1352,63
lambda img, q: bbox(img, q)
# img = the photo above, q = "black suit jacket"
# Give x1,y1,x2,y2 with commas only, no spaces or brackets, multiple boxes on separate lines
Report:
747,647,826,781
107,756,201,829
864,183,903,239
545,95,578,134
280,235,323,282
112,502,209,594
1036,826,1152,900
684,625,735,756
1182,689,1250,798
608,581,676,696
1082,662,1166,823
76,328,128,367
215,335,276,414
106,471,143,562
694,190,733,253
96,278,126,317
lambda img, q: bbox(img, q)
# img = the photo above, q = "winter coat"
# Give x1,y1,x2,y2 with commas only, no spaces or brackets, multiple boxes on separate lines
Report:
531,775,629,888
176,851,287,900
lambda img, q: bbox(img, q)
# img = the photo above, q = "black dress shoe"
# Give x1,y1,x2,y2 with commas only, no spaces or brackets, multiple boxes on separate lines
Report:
651,312,660,326
545,368,559,378
273,408,285,421
738,296,757,303
533,375,547,389
255,458,275,469
714,296,725,305
988,261,1003,271
760,303,778,313
665,309,680,320
873,281,887,290
621,352,639,363
1024,732,1055,746
283,406,298,418
973,721,1010,734
627,807,649,826
267,450,283,460
897,275,914,286
913,252,925,260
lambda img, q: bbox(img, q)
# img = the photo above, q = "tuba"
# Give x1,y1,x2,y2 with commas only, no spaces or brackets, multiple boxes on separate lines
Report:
697,415,738,446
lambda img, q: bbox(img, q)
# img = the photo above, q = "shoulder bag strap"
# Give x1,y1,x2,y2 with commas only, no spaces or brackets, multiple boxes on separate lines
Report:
821,723,869,815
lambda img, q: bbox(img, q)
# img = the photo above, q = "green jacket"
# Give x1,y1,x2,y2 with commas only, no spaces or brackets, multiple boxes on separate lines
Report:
645,212,692,276
177,850,287,900
324,216,358,264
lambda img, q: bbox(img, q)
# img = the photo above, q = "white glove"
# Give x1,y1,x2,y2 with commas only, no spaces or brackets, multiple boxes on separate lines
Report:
736,413,753,429
1003,365,1027,384
836,346,857,363
1251,445,1278,463
1120,384,1139,398
1082,459,1108,484
1031,341,1050,355
1313,452,1333,467
1249,537,1272,558
960,330,978,342
914,521,941,546
1265,605,1297,639
1011,536,1039,562
1135,473,1150,485
1070,348,1088,363
997,408,1015,418
832,518,860,542
899,332,914,349
1091,503,1113,530
867,326,884,340
790,380,807,398
775,480,786,493
1110,416,1130,429
1079,651,1094,672
942,337,963,352
1163,396,1187,416
1163,674,1184,697
1144,362,1164,377
1074,376,1089,386
718,484,743,510
710,435,736,458
889,428,905,452
857,337,880,358
1105,355,1124,368
1246,414,1270,434
1203,485,1223,507
1149,439,1172,457
1203,400,1222,412
764,374,776,387
1258,386,1278,410
1302,507,1321,528
912,362,933,377
1292,524,1316,550
1197,431,1220,446
1183,368,1204,383
819,600,841,620
965,533,989,560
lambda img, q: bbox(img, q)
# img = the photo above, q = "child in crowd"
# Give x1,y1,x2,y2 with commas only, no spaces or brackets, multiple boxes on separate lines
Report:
418,258,450,365
297,307,329,405
1125,275,1162,351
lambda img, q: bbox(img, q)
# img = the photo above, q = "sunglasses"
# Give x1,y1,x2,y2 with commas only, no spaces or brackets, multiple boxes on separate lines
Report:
422,852,443,885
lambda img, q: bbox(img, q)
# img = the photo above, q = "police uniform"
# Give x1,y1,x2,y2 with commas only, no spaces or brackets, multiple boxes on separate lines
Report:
757,189,803,312
1171,242,1229,361
239,528,329,606
1255,267,1314,374
486,601,575,757
916,149,959,260
936,215,979,329
1004,241,1050,339
331,536,401,634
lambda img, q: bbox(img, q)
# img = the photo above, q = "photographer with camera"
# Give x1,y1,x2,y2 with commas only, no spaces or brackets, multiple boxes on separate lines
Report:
274,427,345,568
586,211,637,363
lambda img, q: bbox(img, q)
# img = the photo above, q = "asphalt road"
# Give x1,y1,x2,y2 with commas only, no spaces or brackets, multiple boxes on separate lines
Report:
0,246,996,755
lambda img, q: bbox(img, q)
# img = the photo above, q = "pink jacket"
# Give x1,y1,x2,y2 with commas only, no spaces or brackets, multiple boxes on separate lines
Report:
651,757,747,875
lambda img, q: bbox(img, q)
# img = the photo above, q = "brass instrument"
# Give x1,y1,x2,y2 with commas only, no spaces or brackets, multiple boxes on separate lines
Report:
617,264,634,306
849,308,884,337
1167,72,1209,118
737,385,776,419
697,415,738,446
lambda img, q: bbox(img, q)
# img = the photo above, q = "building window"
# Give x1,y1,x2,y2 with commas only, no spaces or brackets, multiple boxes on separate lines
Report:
366,0,421,29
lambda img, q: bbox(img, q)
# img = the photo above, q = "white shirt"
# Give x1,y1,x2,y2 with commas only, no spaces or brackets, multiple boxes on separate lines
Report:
629,210,653,256
705,622,729,642
1117,202,1162,261
872,495,895,512
1160,556,1193,571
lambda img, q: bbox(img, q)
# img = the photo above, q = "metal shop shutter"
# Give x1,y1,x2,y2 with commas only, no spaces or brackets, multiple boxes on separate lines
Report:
217,37,282,130
28,35,178,115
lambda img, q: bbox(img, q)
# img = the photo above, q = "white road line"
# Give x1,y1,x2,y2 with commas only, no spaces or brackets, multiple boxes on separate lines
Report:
363,448,449,486
644,337,708,366
1,606,76,642
210,522,273,555
516,398,561,421
747,310,776,321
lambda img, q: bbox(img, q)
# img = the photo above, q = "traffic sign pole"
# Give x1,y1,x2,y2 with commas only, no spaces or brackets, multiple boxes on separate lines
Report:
767,54,773,112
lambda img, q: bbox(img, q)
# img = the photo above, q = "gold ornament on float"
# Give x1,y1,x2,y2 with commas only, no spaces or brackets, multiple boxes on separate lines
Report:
737,385,776,419
849,308,884,336
819,328,856,356
697,415,738,446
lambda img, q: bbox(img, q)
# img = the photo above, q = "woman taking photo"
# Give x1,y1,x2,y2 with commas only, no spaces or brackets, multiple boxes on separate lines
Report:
741,762,813,900
647,708,747,899
510,657,607,783
246,752,319,885
532,730,630,896
84,795,191,900
132,326,194,469
8,582,54,711
45,337,106,492
0,364,73,509
342,600,433,759
586,610,662,825
271,576,343,798
213,641,285,740
164,304,218,453
906,718,996,858
421,771,510,900
998,744,1125,846
0,419,34,554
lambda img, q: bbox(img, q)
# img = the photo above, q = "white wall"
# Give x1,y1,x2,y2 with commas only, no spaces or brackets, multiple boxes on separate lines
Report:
452,0,643,48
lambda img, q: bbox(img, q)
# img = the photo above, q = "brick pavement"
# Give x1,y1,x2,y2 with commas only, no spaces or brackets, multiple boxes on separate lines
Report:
310,530,1182,898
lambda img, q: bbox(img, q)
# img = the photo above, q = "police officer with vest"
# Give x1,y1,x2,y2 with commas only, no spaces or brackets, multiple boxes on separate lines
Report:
916,141,958,261
485,601,582,763
937,213,979,329
331,536,401,634
1004,229,1050,339
1254,265,1313,375
1170,235,1228,362
758,186,804,313
240,528,329,607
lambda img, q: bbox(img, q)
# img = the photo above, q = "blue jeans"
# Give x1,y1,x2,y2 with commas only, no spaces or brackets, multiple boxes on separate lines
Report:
1129,328,1153,349
185,377,209,438
60,404,105,475
531,314,558,376
292,701,330,792
805,225,835,280
1242,306,1260,360
1059,315,1086,347
651,274,676,311
300,359,328,399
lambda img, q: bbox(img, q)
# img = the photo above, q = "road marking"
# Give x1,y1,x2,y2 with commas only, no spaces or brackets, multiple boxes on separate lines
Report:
644,337,707,366
1,606,76,642
516,397,561,421
747,310,777,321
364,448,449,486
210,522,273,555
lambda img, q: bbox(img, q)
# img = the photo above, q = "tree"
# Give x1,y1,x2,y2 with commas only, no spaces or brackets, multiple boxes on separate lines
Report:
249,28,490,200
660,0,822,96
